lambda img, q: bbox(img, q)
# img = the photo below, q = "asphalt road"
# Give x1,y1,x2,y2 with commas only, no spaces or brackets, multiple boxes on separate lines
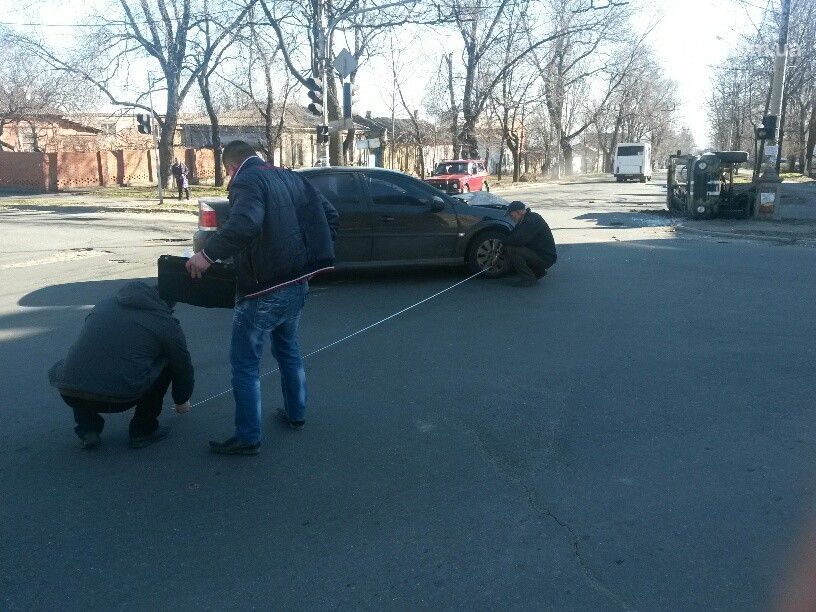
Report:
1,176,815,610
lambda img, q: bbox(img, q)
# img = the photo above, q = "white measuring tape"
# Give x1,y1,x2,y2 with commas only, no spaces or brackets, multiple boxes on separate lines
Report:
191,266,492,408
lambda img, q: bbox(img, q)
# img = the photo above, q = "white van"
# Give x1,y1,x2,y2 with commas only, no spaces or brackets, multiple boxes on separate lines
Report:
613,142,652,182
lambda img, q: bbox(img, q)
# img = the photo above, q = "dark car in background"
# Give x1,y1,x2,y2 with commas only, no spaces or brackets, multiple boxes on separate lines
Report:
193,167,513,277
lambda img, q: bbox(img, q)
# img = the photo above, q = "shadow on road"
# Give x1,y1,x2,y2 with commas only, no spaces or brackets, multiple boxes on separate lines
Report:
19,277,154,308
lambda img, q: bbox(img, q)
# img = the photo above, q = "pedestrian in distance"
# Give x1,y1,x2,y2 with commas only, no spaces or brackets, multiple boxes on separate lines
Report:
170,158,190,200
503,201,557,287
48,281,194,450
185,140,339,456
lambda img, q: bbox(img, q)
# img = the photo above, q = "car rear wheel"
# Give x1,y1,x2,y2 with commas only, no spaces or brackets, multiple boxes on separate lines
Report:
466,230,510,278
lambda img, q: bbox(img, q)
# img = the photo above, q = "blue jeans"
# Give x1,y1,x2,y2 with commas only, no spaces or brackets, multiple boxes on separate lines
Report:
230,282,308,444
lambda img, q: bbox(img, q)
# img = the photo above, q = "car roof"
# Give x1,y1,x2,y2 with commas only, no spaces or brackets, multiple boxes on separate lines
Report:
298,166,418,178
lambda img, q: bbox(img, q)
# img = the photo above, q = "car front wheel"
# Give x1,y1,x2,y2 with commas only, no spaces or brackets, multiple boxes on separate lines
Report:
467,230,510,278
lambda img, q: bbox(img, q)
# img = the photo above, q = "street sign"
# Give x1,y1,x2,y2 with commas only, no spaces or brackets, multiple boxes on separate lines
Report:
333,49,358,79
356,138,381,150
328,118,355,131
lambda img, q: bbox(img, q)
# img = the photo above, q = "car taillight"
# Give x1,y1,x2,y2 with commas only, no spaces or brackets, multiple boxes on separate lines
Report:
199,202,217,230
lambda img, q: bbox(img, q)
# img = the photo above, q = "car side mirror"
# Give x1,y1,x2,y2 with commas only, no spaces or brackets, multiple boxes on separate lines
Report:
431,196,445,212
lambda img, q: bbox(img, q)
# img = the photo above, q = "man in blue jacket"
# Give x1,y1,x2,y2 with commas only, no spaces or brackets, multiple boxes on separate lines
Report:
186,140,339,455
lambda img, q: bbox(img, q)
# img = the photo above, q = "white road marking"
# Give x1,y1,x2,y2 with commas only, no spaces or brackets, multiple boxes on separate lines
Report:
1,250,106,269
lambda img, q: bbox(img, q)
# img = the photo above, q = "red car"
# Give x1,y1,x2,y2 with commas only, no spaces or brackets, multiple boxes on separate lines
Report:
424,159,489,194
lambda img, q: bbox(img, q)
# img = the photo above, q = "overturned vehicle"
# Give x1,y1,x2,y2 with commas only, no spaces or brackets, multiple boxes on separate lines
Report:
667,151,755,219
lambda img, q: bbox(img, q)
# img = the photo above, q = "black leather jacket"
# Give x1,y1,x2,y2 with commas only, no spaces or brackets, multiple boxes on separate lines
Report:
202,157,340,298
503,209,557,263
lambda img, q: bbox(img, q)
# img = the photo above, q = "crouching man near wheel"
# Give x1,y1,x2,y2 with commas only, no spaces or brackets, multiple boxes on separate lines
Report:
503,201,557,287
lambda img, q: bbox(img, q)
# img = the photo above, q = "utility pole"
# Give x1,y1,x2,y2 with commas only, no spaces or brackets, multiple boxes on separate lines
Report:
754,0,791,218
147,72,164,205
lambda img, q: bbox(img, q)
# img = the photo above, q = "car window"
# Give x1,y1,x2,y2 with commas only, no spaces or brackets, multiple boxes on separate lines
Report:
367,174,434,207
304,172,362,212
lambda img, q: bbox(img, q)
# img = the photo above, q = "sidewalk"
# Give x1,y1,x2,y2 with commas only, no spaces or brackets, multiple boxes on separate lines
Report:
676,218,816,245
490,172,610,193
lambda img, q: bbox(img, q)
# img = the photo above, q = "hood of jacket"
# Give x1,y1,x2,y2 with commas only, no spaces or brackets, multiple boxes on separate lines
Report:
115,281,171,313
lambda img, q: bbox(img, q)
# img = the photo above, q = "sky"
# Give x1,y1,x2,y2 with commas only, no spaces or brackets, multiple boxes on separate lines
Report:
3,0,769,149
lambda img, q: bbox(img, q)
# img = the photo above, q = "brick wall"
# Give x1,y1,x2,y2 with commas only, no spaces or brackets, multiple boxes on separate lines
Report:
54,152,108,188
0,147,222,191
119,150,153,185
0,151,49,190
192,148,216,182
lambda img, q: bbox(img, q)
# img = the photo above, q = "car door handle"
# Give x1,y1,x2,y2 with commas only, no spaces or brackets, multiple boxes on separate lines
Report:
380,215,396,222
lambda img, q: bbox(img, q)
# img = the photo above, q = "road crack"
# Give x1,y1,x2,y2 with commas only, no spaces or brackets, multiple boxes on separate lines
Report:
463,422,636,611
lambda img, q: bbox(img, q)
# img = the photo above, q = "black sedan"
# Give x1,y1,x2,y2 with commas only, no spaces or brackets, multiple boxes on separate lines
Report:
194,167,514,277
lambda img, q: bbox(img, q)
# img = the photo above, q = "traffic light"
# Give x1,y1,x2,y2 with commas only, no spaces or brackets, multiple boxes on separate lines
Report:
306,77,323,116
316,124,329,145
343,83,357,119
136,113,152,135
756,115,778,141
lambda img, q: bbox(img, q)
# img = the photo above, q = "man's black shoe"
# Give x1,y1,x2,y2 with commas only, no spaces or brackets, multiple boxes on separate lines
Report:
80,431,101,450
209,436,260,455
130,426,169,449
276,408,305,431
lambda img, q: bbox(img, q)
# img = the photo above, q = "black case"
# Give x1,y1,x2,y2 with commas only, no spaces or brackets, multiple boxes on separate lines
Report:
157,255,236,309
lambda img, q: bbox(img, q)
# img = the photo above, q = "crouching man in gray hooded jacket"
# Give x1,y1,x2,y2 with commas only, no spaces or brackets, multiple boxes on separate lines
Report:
49,281,194,450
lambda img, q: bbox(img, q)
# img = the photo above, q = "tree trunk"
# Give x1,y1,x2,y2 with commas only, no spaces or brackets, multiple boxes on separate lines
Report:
507,132,521,182
444,54,460,157
806,95,816,175
158,117,176,190
561,139,574,176
198,73,224,186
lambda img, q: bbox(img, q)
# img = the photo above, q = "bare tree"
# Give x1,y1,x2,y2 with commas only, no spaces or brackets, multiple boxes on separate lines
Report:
15,0,256,187
257,0,432,165
0,29,95,150
487,1,539,181
194,0,254,186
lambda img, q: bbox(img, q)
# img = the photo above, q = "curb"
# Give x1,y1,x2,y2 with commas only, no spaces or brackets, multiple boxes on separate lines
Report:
0,203,197,215
674,223,816,245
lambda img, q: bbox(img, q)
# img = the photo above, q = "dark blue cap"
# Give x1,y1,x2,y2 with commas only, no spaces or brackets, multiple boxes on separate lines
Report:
505,201,526,215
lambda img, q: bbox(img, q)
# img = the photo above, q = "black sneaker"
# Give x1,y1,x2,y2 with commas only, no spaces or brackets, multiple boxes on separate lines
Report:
130,426,169,449
276,408,305,431
80,431,101,450
209,436,260,455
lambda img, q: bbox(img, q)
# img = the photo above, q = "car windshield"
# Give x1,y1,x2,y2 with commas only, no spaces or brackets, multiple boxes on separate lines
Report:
454,192,509,207
434,162,469,175
617,145,644,156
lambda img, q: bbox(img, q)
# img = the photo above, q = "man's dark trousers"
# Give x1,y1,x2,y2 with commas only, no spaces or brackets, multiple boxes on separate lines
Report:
61,367,172,439
507,246,554,282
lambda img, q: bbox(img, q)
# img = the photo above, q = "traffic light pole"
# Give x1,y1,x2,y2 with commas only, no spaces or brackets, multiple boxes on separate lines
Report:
319,0,417,166
320,28,330,166
755,0,790,218
147,72,164,205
